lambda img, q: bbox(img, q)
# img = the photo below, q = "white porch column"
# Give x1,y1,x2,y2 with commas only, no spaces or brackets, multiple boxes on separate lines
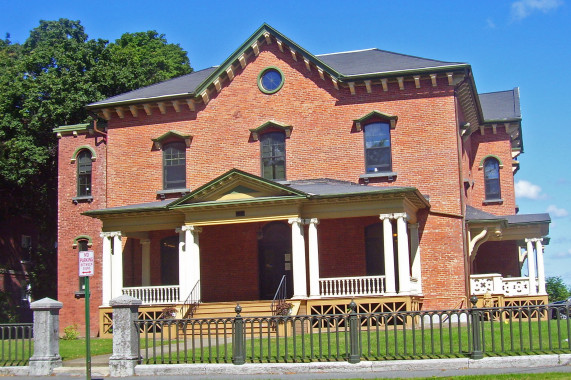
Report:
526,238,537,295
308,218,320,298
536,239,546,295
140,239,151,286
380,214,396,295
100,232,113,306
288,218,307,299
178,225,202,302
395,213,411,295
111,232,123,300
409,223,422,294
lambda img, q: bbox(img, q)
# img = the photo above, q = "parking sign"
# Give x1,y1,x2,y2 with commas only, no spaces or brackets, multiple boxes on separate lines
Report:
79,250,94,277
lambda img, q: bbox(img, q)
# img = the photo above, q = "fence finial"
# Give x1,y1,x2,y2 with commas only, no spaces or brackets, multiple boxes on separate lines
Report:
235,303,242,317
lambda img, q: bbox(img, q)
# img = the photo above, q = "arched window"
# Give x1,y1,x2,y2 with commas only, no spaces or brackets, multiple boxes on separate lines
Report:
484,157,501,200
260,132,286,180
364,122,392,173
77,150,92,197
163,142,186,190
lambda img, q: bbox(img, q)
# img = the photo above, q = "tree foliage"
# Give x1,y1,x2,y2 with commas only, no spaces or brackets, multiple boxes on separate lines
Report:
546,276,571,302
0,19,192,300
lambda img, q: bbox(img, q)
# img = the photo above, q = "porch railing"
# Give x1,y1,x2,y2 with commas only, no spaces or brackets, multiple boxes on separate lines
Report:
180,280,201,319
319,275,386,297
470,274,537,296
271,275,287,316
122,285,180,304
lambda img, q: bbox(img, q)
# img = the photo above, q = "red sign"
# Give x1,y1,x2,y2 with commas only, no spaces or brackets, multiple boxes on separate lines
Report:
79,250,94,277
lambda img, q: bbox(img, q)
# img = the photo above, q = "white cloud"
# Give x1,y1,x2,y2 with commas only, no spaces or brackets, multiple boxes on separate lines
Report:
511,0,564,20
547,205,569,218
486,18,496,28
552,249,571,259
515,180,545,200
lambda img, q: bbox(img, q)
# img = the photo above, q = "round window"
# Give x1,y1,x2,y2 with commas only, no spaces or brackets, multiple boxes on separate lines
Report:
258,67,284,94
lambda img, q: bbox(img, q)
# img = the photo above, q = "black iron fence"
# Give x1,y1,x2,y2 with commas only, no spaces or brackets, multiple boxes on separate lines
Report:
135,300,571,365
0,323,33,366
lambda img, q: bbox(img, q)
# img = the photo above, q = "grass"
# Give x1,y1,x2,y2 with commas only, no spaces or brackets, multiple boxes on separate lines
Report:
144,317,571,364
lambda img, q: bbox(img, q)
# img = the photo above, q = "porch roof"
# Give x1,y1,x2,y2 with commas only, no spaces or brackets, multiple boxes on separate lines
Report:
466,205,551,226
84,170,430,217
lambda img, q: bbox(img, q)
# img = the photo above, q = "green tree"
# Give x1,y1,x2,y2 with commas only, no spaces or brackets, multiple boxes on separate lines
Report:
0,19,192,301
546,276,571,302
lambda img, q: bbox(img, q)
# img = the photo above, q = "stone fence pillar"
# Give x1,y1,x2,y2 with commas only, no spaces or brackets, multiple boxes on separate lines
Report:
109,295,142,377
29,297,63,376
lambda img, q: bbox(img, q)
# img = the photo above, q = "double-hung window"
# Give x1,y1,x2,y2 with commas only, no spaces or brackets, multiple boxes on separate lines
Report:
77,150,92,197
484,157,501,200
260,132,286,181
364,122,392,173
163,142,186,190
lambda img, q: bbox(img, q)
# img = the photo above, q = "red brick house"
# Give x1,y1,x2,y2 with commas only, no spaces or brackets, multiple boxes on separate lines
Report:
54,24,550,336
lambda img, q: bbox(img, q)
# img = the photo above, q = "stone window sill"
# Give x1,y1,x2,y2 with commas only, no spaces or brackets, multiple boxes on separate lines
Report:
359,172,398,182
483,198,504,205
72,196,93,204
157,188,190,199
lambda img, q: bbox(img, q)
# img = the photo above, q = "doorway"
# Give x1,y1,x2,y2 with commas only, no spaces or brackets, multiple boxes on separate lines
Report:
258,222,293,300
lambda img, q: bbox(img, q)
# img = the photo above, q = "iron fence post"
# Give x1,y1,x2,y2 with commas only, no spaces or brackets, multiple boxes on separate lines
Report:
232,304,245,365
347,299,360,364
470,295,483,360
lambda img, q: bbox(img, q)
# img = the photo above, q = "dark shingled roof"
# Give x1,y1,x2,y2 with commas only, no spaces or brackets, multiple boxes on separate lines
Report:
478,88,521,121
465,205,504,221
288,178,413,196
317,49,464,77
88,48,465,108
506,213,551,225
466,205,550,225
88,67,217,107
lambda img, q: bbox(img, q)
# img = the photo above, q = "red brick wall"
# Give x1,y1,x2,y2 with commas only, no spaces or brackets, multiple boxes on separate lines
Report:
469,128,516,215
418,212,467,310
473,240,520,277
57,132,106,336
56,42,517,330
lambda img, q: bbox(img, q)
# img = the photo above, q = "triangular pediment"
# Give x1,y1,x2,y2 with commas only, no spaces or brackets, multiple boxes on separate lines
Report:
169,169,307,207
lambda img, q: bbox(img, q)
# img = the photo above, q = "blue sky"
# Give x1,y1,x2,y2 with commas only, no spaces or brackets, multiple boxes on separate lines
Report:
1,1,570,284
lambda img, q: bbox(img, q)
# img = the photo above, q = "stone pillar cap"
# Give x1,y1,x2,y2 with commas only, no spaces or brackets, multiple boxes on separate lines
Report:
109,295,142,307
30,297,63,310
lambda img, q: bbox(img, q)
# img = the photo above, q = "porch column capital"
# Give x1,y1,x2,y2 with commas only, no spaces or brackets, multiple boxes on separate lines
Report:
178,225,202,233
408,223,419,230
525,237,542,243
101,231,121,239
308,218,319,225
288,217,304,225
379,213,392,221
393,212,409,221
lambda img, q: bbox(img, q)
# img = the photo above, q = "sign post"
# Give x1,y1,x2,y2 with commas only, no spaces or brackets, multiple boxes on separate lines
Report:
79,250,94,380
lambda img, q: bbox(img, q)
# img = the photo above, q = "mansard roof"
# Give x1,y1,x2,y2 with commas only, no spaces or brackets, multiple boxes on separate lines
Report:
87,23,467,109
479,88,521,122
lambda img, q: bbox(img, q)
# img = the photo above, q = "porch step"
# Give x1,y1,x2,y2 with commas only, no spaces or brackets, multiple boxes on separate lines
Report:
191,300,275,319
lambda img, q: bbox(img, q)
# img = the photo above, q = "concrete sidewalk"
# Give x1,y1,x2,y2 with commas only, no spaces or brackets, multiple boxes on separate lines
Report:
45,353,571,378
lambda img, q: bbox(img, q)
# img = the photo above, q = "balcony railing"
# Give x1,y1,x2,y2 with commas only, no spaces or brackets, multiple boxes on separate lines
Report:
470,274,537,296
319,275,386,297
122,285,180,304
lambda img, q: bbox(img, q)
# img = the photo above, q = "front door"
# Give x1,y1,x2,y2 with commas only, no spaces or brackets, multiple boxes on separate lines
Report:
160,236,179,285
258,222,293,300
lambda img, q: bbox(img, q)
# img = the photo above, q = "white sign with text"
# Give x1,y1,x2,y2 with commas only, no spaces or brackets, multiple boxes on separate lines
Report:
78,250,94,277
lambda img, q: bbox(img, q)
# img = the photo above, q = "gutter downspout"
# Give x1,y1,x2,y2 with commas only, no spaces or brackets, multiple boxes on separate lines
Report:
88,111,108,209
